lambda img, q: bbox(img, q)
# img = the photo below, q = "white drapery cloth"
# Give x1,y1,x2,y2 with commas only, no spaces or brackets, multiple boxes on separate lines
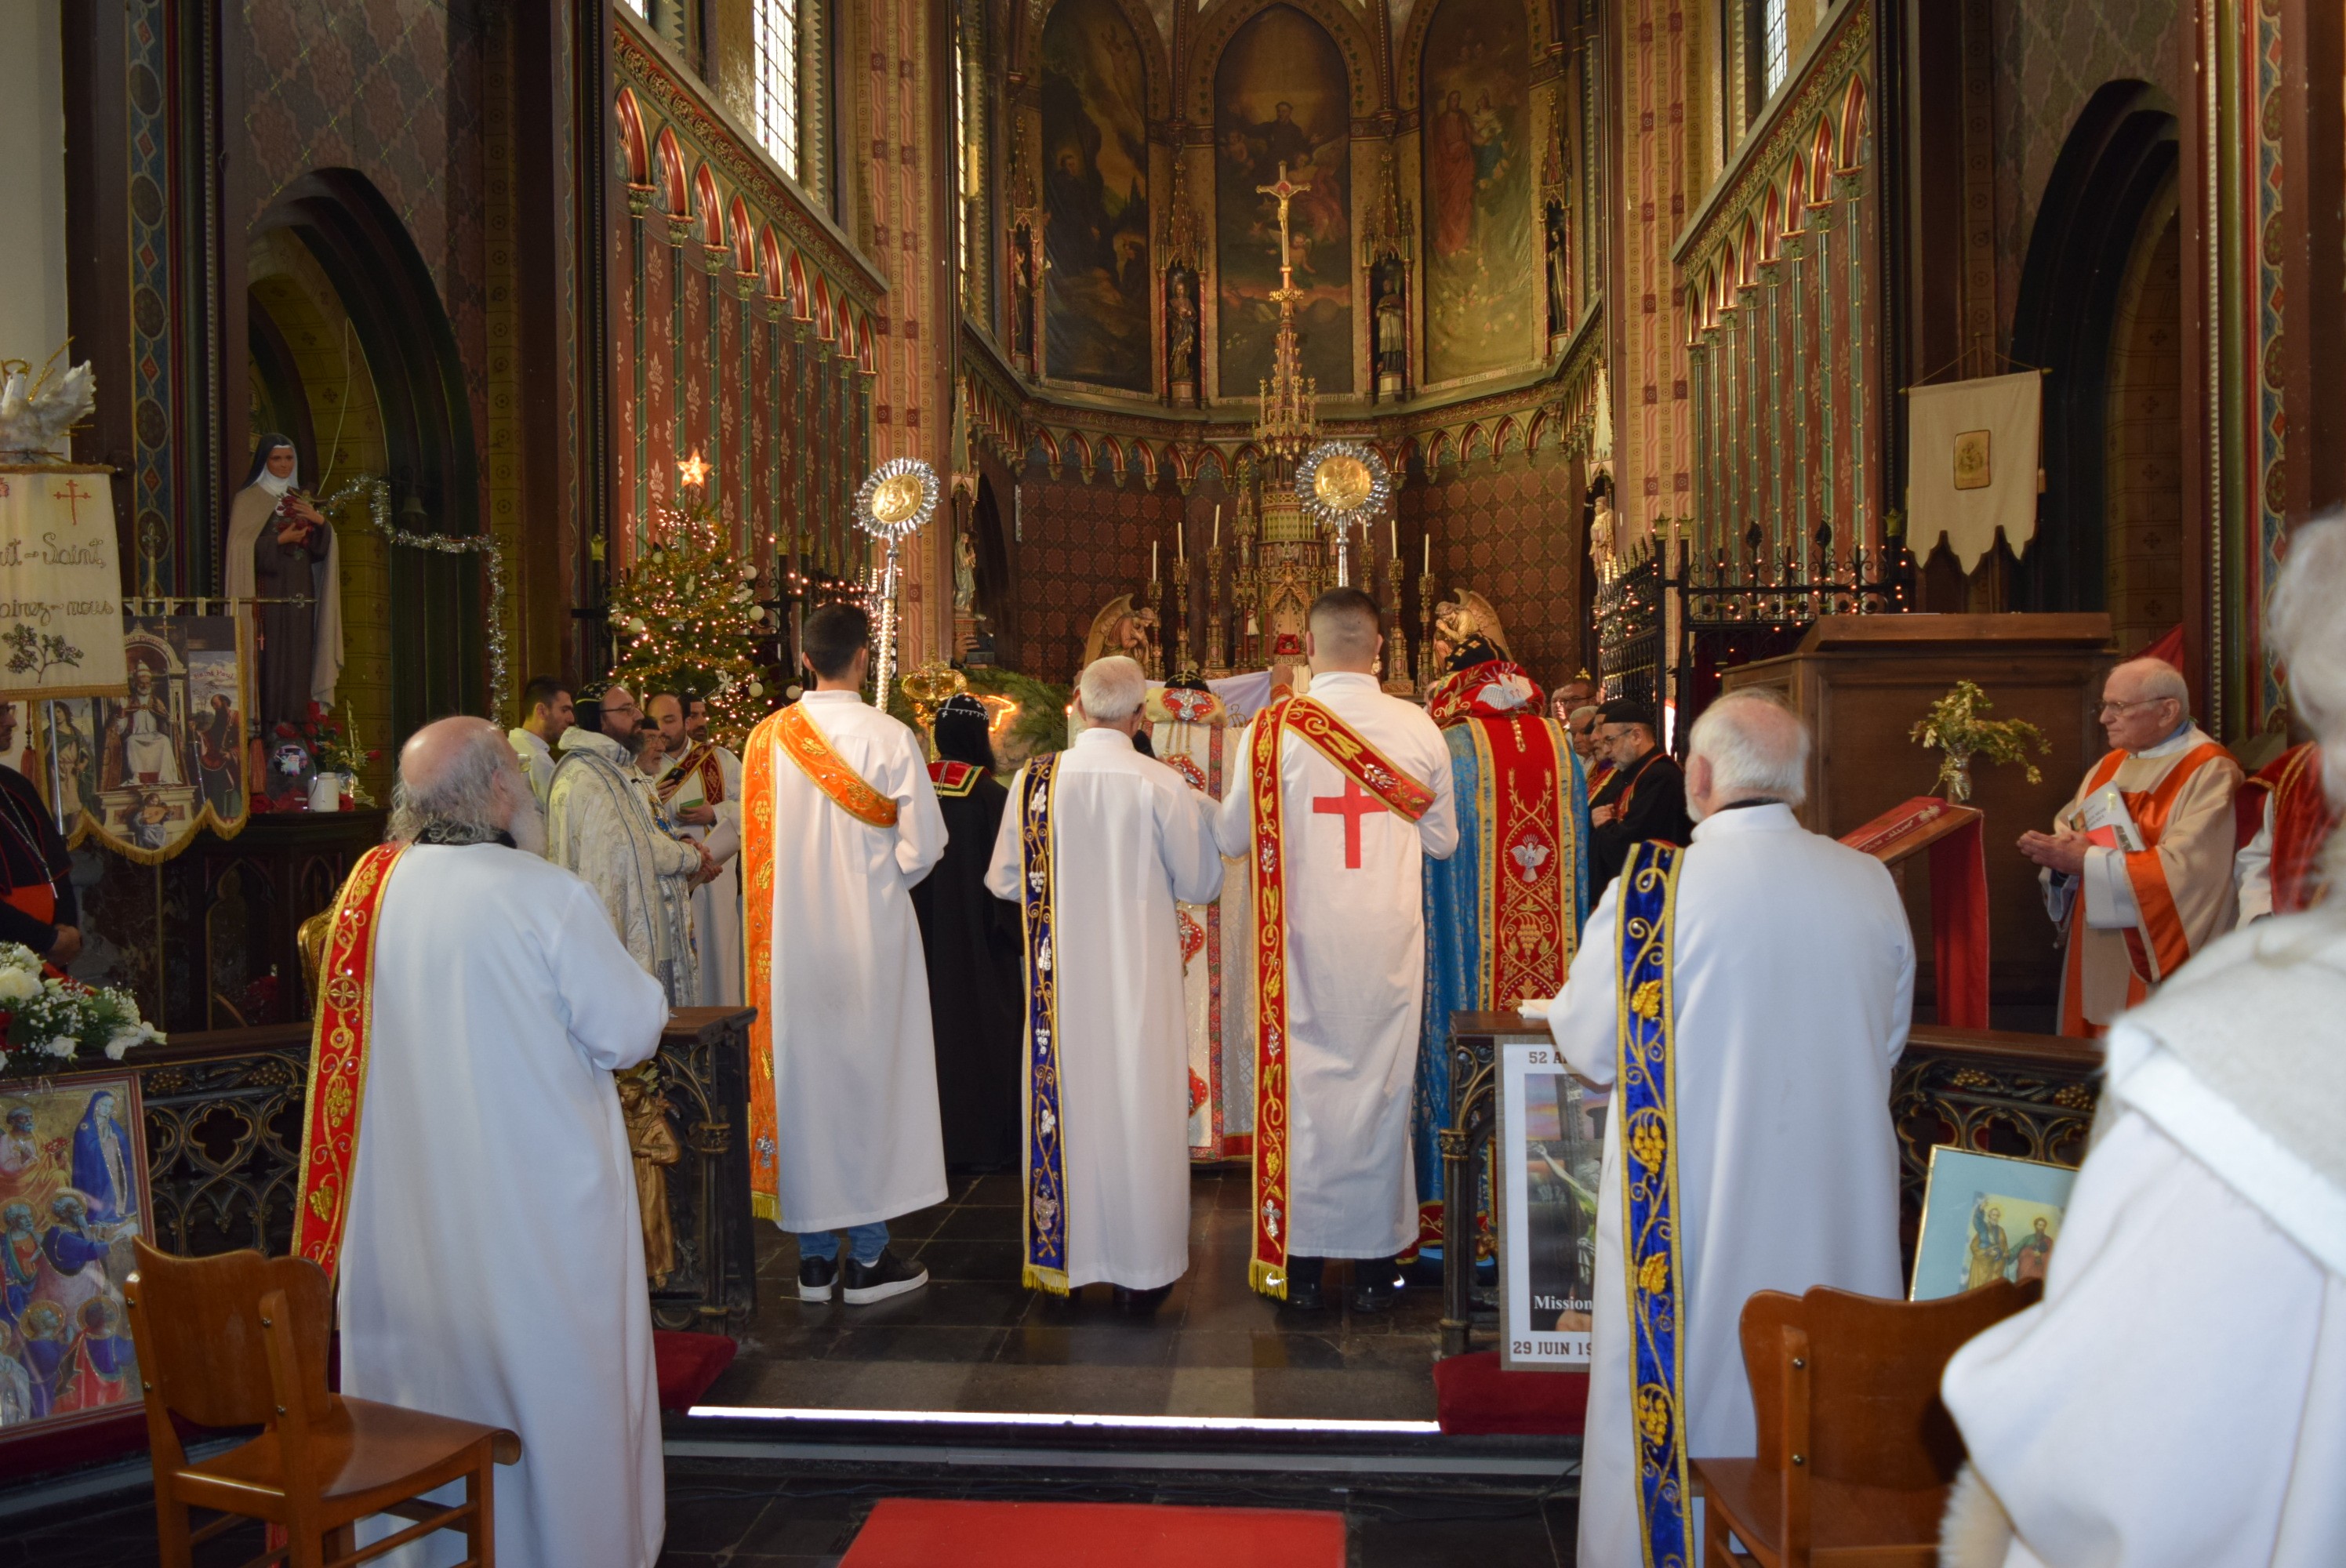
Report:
340,843,669,1568
1213,671,1458,1259
756,690,949,1232
1548,804,1914,1568
1906,371,2042,572
986,727,1224,1290
1941,910,2346,1568
656,744,744,1007
547,728,701,1006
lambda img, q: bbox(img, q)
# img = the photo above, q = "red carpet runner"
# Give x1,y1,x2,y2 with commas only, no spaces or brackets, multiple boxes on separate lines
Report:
839,1499,1346,1566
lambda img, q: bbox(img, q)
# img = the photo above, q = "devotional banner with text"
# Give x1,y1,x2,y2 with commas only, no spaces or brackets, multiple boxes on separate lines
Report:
0,466,129,704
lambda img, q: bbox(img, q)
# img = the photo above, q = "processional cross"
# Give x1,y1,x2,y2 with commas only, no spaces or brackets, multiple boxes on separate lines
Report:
1313,776,1387,869
1256,162,1311,306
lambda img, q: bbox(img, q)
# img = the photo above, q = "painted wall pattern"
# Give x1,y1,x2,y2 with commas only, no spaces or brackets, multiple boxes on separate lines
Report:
1403,451,1587,693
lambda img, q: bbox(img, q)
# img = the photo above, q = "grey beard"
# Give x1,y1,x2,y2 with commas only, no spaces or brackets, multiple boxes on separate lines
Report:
507,796,549,857
397,815,507,847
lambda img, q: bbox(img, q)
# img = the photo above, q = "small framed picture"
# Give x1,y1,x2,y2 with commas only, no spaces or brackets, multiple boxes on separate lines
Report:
1498,1040,1601,1370
1910,1145,2079,1302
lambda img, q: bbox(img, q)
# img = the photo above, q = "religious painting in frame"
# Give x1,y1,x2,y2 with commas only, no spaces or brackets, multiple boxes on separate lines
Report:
1419,0,1538,387
0,1069,148,1432
1910,1145,2078,1302
1498,1039,1597,1369
1214,4,1353,399
56,615,252,865
1040,0,1153,393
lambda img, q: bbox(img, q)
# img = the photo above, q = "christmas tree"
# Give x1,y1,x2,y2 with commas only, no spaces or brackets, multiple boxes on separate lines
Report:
606,502,775,746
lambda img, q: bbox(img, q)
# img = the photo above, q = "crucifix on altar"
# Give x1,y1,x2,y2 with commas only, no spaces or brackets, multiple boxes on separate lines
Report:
1256,162,1310,307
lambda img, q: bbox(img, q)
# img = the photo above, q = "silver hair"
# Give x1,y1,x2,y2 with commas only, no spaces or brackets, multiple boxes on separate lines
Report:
2109,655,2191,717
1568,705,1600,724
1687,690,1810,808
387,724,511,843
1078,655,1148,724
2271,509,2346,802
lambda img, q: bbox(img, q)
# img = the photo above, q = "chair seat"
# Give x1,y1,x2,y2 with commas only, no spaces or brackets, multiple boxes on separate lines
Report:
180,1396,520,1511
1692,1457,1945,1566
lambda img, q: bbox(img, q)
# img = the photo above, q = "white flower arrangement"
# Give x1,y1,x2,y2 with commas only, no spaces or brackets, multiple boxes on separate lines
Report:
0,943,164,1076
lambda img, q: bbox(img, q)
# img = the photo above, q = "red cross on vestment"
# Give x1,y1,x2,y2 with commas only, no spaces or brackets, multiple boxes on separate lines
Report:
1312,776,1387,869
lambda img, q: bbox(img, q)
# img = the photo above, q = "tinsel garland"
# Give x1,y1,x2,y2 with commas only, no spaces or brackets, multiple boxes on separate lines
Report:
314,475,510,704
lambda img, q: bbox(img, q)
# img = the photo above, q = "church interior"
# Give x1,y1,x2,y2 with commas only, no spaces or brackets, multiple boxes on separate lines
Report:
2,0,2340,1563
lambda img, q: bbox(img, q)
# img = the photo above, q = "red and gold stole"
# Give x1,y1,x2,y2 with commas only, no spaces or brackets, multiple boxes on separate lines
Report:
1246,693,1435,1299
2057,741,2234,1036
2264,742,2339,914
774,703,899,828
655,740,727,807
742,710,783,1220
292,841,409,1280
1466,714,1577,1007
928,759,981,798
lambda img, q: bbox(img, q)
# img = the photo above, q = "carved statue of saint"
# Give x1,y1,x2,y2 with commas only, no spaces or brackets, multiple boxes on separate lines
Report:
1545,201,1573,338
224,434,344,727
953,531,978,615
1167,266,1200,397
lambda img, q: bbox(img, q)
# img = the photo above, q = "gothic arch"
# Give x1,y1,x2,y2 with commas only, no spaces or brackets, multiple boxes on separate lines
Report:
615,89,652,186
653,126,689,217
1189,0,1379,121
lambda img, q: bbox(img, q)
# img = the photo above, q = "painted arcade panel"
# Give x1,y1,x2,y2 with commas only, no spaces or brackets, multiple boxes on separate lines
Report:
1419,0,1538,387
1040,0,1153,394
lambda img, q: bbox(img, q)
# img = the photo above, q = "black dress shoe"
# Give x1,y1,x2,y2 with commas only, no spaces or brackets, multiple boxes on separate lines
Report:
797,1254,838,1302
841,1249,929,1305
1281,1279,1329,1311
1113,1284,1174,1315
1349,1258,1403,1314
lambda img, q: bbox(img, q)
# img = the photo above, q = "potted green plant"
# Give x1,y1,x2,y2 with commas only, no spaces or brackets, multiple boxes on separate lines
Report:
1910,681,2050,804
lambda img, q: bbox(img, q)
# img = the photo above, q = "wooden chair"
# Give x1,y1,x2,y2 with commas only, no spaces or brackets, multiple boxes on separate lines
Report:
1690,1279,2039,1567
123,1240,521,1568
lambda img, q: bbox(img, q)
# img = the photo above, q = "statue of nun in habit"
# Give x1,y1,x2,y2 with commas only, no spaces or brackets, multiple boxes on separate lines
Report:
223,434,344,728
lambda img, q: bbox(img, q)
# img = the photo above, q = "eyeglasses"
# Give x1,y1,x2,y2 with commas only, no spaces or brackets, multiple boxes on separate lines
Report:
2095,697,2170,717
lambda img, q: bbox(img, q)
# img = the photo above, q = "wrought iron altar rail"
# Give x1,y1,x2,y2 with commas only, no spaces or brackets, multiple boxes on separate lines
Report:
122,1006,757,1330
1440,1012,2100,1357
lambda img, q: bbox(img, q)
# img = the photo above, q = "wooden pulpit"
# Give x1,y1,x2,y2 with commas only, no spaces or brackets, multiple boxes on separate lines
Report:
1720,613,2112,1018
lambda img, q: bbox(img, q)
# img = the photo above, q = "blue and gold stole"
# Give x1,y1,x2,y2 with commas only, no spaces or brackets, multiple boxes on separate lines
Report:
1015,752,1070,1294
1616,839,1692,1567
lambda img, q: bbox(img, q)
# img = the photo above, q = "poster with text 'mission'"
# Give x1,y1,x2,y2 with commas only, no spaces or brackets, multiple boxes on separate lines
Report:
1500,1040,1600,1370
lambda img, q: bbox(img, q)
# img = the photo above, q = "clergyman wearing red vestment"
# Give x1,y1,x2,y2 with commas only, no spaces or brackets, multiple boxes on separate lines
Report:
2234,741,2339,920
2019,657,2241,1037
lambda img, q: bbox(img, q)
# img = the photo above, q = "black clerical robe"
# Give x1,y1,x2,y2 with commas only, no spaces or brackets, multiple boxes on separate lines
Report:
909,760,1023,1171
0,765,77,955
1589,747,1692,898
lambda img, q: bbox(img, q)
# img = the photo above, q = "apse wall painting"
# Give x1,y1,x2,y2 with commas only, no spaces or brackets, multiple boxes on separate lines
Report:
1421,0,1536,386
1041,0,1153,393
1215,5,1353,399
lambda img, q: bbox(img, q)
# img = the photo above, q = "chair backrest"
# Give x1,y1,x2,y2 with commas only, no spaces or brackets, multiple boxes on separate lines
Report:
124,1240,334,1429
1741,1280,2039,1490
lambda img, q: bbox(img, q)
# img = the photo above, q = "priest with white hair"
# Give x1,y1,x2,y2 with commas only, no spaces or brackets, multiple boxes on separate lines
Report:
1546,691,1914,1568
300,717,670,1568
2021,655,2241,1036
986,655,1224,1309
1938,514,2346,1568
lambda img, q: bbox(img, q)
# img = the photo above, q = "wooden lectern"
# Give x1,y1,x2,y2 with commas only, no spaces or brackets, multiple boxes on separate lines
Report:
1720,613,2113,1016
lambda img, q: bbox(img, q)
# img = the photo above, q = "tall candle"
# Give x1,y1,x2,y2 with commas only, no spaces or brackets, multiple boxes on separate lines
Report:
1389,518,1398,557
1152,539,1160,578
1177,517,1186,564
1212,504,1222,550
1422,534,1431,574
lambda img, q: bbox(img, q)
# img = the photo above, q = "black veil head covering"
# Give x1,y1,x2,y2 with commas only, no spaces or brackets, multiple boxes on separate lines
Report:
242,434,296,490
933,693,996,770
1444,633,1504,673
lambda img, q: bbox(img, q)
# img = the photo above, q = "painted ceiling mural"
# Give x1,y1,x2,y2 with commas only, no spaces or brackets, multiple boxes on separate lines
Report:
1213,4,1353,399
1041,0,1154,392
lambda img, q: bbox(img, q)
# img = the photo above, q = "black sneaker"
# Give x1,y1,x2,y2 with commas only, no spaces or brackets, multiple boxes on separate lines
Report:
797,1254,838,1302
841,1250,928,1305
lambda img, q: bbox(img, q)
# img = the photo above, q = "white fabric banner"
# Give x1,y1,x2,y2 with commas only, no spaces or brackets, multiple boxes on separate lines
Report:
1906,372,2043,573
0,465,129,700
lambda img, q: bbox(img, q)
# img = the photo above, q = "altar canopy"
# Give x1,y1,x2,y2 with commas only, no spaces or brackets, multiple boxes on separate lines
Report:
1415,659,1588,1253
1147,684,1256,1159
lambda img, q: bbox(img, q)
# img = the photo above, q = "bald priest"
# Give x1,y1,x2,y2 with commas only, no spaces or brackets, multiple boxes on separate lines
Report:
2020,656,2241,1037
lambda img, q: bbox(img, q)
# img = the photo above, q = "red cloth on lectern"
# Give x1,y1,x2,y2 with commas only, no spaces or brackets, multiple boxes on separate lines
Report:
1839,797,1991,1029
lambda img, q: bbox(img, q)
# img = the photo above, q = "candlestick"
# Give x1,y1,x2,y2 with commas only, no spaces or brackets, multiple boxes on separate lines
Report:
1382,551,1412,696
1176,516,1186,565
1205,543,1229,678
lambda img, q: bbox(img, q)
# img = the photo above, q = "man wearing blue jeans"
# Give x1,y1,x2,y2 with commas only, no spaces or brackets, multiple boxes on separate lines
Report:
796,1222,895,1302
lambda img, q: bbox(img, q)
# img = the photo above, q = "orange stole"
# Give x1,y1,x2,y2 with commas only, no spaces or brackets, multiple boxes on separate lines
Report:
2264,742,2338,914
291,842,409,1280
775,702,899,827
2057,741,2233,1036
1245,694,1436,1299
742,710,783,1221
